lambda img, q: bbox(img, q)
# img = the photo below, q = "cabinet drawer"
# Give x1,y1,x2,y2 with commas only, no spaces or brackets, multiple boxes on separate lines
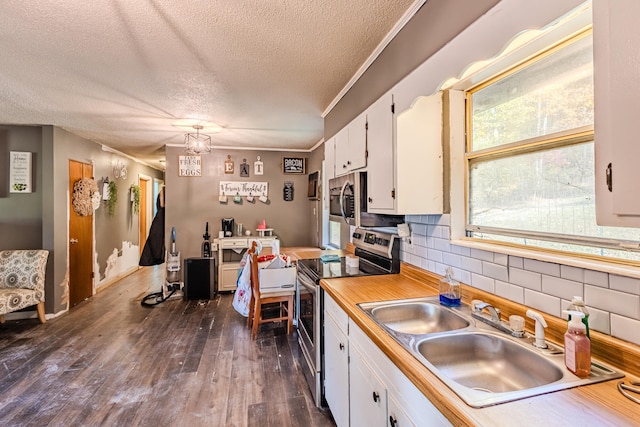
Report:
324,292,349,334
220,238,248,248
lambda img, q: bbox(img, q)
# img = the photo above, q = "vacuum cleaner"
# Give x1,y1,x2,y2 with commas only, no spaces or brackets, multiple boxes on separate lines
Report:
141,226,183,307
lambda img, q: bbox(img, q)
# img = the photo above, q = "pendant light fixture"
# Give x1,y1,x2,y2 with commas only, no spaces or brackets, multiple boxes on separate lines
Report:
184,124,211,154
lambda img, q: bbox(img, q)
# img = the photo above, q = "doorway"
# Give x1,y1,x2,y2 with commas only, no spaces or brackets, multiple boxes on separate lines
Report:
138,177,150,256
69,160,94,307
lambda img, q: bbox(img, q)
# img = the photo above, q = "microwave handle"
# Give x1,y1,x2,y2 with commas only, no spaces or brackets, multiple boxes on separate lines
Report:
339,180,350,224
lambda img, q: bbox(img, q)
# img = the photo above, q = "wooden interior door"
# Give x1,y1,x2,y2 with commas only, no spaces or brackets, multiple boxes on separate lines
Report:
69,160,94,307
138,179,149,255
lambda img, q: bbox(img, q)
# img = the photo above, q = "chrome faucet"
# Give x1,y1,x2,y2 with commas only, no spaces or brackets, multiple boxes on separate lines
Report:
471,300,524,338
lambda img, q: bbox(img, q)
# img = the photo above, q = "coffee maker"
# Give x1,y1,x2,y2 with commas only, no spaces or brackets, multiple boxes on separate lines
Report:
222,218,234,237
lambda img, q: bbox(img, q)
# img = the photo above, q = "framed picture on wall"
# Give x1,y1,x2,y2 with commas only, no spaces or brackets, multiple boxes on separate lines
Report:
308,171,319,200
282,156,306,174
9,151,32,193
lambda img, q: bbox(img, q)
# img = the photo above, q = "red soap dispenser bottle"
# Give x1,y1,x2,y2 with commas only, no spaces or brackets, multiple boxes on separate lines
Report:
563,310,591,377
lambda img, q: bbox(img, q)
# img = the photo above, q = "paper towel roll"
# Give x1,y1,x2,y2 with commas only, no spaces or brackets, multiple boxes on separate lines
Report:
346,255,359,269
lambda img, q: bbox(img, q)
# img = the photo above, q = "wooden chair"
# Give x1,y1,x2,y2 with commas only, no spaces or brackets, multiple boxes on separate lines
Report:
246,243,294,340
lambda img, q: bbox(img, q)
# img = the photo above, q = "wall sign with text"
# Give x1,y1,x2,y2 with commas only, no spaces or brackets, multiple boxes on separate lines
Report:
178,155,202,177
282,156,306,174
10,151,32,193
219,181,268,197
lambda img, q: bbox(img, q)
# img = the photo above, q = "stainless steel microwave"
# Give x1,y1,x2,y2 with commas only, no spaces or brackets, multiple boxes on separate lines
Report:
328,172,404,228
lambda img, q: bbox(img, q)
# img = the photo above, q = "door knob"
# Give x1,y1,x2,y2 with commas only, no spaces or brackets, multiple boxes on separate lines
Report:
70,238,78,244
372,391,380,402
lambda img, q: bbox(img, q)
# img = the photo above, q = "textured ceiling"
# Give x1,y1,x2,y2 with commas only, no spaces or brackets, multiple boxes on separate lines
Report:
0,0,417,169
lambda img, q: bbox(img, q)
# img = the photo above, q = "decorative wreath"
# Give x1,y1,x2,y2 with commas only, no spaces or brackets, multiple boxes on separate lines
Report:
72,178,99,216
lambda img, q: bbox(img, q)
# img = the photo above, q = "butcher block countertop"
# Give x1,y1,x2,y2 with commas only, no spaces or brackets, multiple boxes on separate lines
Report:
320,263,640,427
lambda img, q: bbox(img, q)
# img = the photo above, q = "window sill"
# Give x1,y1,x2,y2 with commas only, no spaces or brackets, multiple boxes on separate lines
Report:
451,237,640,280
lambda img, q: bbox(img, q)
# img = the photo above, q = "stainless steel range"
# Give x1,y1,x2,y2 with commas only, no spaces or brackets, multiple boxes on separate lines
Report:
296,228,400,407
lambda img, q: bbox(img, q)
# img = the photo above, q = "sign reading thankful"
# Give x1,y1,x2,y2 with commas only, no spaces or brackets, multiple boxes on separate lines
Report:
178,155,202,177
219,181,268,196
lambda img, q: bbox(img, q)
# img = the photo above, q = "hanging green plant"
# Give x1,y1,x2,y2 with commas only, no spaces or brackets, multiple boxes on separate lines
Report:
131,184,141,215
107,180,118,216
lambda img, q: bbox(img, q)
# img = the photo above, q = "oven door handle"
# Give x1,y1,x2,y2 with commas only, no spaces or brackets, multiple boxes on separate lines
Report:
297,272,317,292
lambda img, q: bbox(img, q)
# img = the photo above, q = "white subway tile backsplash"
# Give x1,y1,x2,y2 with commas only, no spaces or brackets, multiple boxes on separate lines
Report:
471,273,495,294
494,253,508,266
453,268,471,285
482,261,508,282
441,226,451,240
584,269,608,288
541,276,583,301
442,252,461,269
434,262,448,277
509,268,542,291
584,285,640,320
405,215,420,223
427,248,443,264
411,223,427,236
523,258,560,277
435,215,451,227
609,274,640,295
433,237,451,252
611,314,640,346
495,280,525,304
560,265,584,283
451,245,471,257
524,290,561,317
413,235,427,248
561,299,610,334
470,248,493,262
509,256,524,269
460,256,483,274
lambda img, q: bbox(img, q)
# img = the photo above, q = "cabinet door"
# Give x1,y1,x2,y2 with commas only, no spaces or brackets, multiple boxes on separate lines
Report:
349,346,387,427
219,263,240,292
594,0,640,226
335,126,350,176
324,315,350,427
325,137,336,181
367,93,396,211
395,93,443,214
387,394,416,427
348,112,368,171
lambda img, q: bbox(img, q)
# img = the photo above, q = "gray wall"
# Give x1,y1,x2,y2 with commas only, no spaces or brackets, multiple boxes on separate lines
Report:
1,125,163,314
165,146,321,259
324,0,500,139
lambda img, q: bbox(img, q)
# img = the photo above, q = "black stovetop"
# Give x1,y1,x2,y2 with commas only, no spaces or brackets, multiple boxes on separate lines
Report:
297,253,394,282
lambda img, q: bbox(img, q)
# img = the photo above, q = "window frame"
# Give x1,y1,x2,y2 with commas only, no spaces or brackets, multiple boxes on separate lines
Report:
452,28,640,268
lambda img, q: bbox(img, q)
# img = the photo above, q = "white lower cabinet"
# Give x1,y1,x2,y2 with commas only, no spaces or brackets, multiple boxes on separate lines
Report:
388,394,416,427
349,345,387,427
323,293,452,427
324,313,350,427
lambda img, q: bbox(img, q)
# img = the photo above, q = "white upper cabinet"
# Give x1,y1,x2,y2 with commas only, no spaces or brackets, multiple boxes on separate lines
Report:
324,136,336,181
366,93,395,211
335,112,367,176
367,92,444,215
594,0,640,226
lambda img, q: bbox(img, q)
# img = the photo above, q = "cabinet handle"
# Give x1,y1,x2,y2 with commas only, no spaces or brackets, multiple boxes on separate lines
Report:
368,197,372,203
339,342,344,351
389,415,398,427
372,391,380,402
347,161,351,165
606,162,613,192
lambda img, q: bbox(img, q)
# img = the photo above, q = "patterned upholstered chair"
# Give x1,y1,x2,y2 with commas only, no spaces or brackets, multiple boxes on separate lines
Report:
0,250,49,324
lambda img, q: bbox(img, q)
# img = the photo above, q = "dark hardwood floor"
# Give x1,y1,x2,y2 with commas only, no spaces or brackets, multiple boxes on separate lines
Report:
0,265,336,427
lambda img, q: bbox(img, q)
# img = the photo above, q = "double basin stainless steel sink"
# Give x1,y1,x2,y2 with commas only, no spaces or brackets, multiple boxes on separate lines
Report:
358,297,623,408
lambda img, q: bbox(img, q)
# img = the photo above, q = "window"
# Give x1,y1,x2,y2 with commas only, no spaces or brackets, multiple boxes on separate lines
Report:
328,220,342,249
466,30,640,262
